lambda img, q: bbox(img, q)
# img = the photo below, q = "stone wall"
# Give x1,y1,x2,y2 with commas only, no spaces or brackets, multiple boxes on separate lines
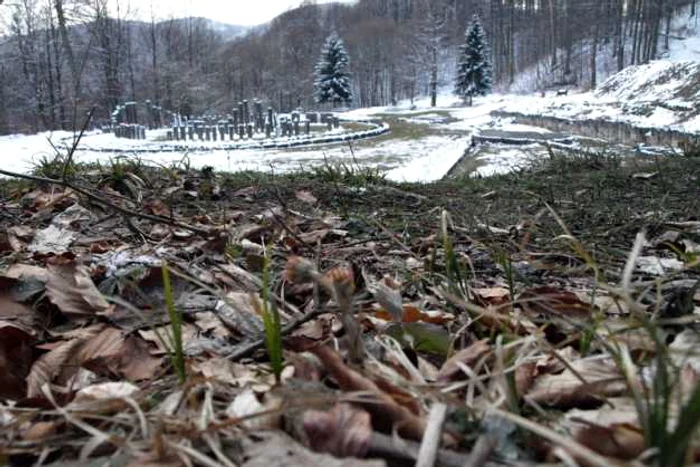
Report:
492,111,700,150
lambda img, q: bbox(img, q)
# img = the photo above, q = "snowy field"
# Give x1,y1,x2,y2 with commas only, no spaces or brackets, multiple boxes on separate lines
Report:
3,51,700,183
0,92,519,183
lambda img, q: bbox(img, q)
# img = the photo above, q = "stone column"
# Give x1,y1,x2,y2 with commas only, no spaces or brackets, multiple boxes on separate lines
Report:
243,100,249,125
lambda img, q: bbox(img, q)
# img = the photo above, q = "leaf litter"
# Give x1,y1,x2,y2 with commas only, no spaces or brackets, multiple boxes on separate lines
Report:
0,153,699,466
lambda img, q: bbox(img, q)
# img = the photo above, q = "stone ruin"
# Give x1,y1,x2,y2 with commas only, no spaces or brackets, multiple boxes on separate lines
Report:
110,97,342,142
165,99,341,143
111,101,169,140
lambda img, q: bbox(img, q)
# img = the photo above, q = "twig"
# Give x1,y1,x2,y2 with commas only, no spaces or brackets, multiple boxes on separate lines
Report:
62,106,96,181
225,307,328,360
462,434,497,467
0,168,211,235
416,402,448,467
368,432,470,467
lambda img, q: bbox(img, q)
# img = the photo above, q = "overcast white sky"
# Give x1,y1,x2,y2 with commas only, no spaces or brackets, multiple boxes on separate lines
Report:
123,0,353,26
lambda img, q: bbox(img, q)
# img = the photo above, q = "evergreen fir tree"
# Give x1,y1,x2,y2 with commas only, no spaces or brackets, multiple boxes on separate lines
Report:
454,15,492,106
313,32,353,106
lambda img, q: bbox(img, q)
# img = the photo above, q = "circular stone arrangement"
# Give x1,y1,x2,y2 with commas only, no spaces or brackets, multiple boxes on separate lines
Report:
82,118,389,154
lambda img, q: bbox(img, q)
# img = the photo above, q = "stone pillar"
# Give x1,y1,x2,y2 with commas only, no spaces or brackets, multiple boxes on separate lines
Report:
188,123,194,141
293,120,299,136
246,123,253,139
238,125,245,139
243,100,249,125
267,107,274,130
305,121,310,135
212,126,217,141
265,123,272,138
180,126,186,141
173,126,179,141
205,126,211,141
228,125,234,140
333,117,340,129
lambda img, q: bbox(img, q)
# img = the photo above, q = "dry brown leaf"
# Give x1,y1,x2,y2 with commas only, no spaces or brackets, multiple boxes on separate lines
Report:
22,421,59,441
526,357,627,408
296,190,318,205
303,403,372,458
241,431,384,467
472,287,511,307
310,344,426,441
193,359,259,387
514,362,539,397
574,422,645,460
145,199,170,217
26,338,84,398
2,263,48,281
518,286,596,319
79,327,163,381
46,263,111,317
0,285,38,328
437,339,491,383
138,323,201,355
0,321,35,400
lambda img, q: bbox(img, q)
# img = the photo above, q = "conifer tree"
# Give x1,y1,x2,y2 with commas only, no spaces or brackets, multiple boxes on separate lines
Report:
454,15,492,106
313,32,353,106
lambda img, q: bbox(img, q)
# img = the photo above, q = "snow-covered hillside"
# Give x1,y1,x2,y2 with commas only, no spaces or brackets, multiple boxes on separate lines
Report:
503,60,700,133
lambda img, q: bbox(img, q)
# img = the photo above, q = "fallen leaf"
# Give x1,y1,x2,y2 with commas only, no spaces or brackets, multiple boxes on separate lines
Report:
518,286,595,319
0,321,35,400
46,263,111,317
304,403,372,458
296,190,318,205
79,327,163,381
194,359,258,386
0,283,39,328
225,388,281,430
240,431,384,467
437,339,491,383
26,338,84,398
29,225,76,255
72,382,140,403
22,421,59,441
310,344,426,441
138,323,201,355
526,357,627,408
472,287,511,307
145,199,170,217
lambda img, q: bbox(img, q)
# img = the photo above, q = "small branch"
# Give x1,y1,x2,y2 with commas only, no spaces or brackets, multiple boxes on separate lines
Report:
225,307,328,361
416,402,448,467
62,106,96,181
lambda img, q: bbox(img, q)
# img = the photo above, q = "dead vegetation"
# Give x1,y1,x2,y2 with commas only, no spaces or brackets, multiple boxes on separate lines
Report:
0,149,699,467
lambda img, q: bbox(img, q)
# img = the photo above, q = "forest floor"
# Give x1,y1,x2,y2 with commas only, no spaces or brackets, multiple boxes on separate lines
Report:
0,148,699,467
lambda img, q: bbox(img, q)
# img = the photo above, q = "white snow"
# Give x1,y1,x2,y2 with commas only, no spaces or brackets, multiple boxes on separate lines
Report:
471,144,541,177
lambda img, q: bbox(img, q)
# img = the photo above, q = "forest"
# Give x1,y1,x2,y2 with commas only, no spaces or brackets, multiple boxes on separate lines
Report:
0,0,696,134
